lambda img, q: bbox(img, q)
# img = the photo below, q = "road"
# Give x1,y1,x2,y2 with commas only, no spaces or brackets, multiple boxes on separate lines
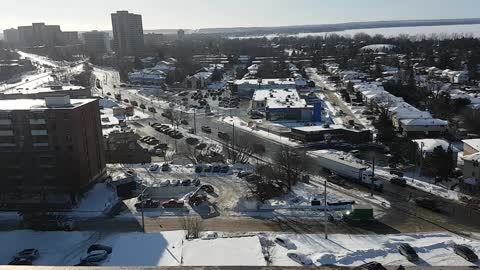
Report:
92,66,480,236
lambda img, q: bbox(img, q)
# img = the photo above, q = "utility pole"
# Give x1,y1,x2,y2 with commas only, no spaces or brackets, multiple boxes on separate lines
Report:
324,180,328,239
193,108,197,135
371,157,375,197
232,122,235,154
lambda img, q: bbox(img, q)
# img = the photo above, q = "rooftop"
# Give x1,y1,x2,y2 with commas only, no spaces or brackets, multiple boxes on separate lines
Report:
412,138,460,153
0,98,97,111
3,85,85,95
463,138,480,152
252,88,309,109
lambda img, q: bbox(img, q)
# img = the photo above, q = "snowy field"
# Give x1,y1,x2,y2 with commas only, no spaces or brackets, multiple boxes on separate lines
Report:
1,230,479,267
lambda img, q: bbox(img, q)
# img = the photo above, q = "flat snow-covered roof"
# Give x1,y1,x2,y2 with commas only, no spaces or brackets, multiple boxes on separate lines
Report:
0,98,97,111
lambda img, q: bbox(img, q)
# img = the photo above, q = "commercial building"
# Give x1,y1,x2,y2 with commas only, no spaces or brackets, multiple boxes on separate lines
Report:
0,96,106,209
144,33,165,47
230,78,304,97
251,88,316,121
111,11,144,56
82,31,109,54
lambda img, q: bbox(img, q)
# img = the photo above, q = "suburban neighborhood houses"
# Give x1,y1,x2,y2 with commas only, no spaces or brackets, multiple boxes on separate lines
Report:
2,3,480,269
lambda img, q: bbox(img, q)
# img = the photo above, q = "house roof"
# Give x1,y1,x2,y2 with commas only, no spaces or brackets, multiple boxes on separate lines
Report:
412,138,460,153
463,139,480,152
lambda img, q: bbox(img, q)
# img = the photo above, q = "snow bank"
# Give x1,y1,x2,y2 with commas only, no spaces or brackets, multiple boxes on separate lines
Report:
182,236,266,266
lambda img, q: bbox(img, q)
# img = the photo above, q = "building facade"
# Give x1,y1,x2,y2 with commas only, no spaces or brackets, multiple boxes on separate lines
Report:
0,96,106,209
111,11,144,56
3,28,19,46
82,31,109,54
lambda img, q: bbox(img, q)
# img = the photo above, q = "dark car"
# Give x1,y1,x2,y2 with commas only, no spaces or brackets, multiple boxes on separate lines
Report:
162,199,184,208
192,178,201,186
212,165,221,173
220,165,230,173
181,179,192,186
454,244,478,262
87,244,112,255
15,249,40,260
200,184,214,194
398,243,419,262
9,258,32,265
391,177,407,187
181,120,189,125
237,171,252,178
135,199,160,209
203,165,212,173
195,165,203,173
161,163,170,172
201,126,212,133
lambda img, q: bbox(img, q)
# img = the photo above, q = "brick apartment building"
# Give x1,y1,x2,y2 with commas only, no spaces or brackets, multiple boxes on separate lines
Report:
0,96,106,209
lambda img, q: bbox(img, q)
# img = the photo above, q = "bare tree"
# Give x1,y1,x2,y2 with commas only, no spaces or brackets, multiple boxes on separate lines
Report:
225,137,254,164
178,141,199,164
181,216,204,239
274,146,305,191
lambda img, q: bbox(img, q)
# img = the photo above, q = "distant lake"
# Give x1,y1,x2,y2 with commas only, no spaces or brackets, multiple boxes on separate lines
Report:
233,24,480,40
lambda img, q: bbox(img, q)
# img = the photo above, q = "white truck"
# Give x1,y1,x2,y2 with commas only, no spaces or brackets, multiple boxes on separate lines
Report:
309,150,383,191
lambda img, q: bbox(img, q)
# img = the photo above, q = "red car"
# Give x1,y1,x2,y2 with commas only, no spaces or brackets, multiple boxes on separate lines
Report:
162,199,184,208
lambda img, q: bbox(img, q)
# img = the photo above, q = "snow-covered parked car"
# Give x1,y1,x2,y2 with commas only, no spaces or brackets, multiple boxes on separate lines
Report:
274,236,297,250
287,252,313,266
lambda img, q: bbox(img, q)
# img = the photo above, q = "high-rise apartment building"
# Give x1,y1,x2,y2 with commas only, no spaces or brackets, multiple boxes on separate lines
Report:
0,96,106,209
111,11,144,56
82,31,109,54
3,28,19,46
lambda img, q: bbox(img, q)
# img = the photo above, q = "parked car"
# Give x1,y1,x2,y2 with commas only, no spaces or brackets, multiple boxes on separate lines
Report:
181,120,189,125
195,165,203,173
454,244,478,262
15,249,40,260
287,252,313,266
162,199,184,208
160,180,170,187
398,243,419,262
391,177,407,187
201,231,218,240
237,171,252,178
390,169,404,177
212,165,221,173
181,179,192,186
135,199,160,209
161,163,170,172
9,257,32,265
80,250,108,263
149,164,159,172
220,165,230,173
171,179,180,186
87,244,112,255
201,126,212,133
274,236,297,250
200,184,214,194
192,178,201,186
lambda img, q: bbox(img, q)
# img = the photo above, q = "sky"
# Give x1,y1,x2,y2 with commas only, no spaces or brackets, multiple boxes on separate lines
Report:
1,0,480,31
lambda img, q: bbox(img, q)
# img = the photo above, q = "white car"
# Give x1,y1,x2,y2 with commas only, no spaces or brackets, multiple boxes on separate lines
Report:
274,236,297,250
170,179,180,186
287,252,313,266
160,180,170,187
201,231,218,240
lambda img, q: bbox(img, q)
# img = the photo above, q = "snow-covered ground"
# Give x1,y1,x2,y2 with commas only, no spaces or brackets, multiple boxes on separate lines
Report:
1,230,478,267
182,235,266,266
266,232,480,267
70,183,119,217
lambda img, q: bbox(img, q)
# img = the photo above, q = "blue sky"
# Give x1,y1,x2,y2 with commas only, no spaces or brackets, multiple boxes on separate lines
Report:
1,0,480,31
